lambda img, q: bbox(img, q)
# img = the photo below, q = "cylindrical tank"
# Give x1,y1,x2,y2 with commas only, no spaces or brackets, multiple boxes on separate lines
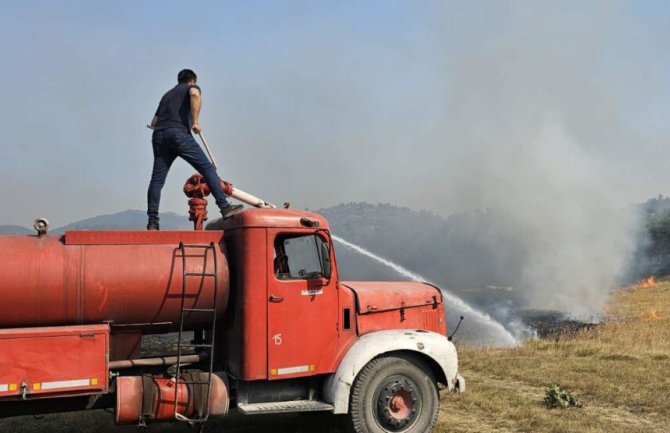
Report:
115,372,229,424
0,231,229,330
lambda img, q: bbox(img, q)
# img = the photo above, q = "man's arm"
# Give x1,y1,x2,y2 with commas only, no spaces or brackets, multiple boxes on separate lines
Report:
190,87,202,134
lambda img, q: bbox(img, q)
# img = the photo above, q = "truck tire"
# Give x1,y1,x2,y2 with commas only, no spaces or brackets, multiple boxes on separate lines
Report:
347,355,439,433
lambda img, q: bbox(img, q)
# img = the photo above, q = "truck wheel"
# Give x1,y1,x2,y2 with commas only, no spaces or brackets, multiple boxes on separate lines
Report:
348,356,439,433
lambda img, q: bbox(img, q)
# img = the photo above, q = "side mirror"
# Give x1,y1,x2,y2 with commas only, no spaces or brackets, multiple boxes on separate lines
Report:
321,241,332,280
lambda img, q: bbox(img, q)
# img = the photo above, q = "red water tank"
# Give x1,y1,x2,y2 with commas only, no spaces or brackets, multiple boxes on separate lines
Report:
0,231,229,330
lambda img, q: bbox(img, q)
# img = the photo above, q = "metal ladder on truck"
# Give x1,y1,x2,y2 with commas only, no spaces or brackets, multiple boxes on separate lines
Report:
173,241,220,426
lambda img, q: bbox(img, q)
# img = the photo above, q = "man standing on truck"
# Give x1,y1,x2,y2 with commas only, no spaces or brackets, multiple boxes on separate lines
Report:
146,69,243,230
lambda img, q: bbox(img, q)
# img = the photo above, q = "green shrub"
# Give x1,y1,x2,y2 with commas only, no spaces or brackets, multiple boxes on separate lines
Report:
543,384,581,409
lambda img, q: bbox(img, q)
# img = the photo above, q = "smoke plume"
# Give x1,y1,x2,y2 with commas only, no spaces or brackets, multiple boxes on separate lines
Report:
414,2,654,315
323,2,666,327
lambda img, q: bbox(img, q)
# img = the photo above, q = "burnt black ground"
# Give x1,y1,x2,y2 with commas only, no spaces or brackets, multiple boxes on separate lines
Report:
517,309,602,338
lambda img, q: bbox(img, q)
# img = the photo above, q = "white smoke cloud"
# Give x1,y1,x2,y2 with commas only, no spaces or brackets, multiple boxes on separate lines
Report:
418,2,649,313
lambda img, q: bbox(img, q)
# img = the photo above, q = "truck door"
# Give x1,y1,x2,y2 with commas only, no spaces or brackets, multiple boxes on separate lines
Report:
267,230,338,379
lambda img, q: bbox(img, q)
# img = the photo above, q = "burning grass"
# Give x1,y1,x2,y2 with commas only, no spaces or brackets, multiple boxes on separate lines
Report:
439,279,670,433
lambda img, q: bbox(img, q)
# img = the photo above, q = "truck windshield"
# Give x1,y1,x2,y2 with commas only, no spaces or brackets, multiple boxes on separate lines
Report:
274,234,326,280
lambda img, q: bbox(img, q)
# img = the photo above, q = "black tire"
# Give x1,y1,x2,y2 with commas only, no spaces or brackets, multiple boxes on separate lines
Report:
347,355,439,433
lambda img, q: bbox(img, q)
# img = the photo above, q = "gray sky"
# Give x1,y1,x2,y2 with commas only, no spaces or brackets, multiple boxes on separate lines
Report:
1,1,669,227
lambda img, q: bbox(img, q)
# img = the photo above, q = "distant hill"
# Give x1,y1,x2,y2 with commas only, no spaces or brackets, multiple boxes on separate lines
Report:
0,225,32,235
318,202,520,294
317,202,516,299
317,202,447,282
53,210,192,233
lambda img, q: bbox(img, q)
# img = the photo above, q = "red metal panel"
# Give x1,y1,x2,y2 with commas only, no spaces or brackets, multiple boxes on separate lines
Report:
323,283,359,372
0,325,109,400
356,305,447,336
266,229,340,380
80,243,227,327
65,230,224,245
221,227,269,380
343,281,442,314
344,280,447,336
0,236,72,326
240,228,269,380
212,209,330,231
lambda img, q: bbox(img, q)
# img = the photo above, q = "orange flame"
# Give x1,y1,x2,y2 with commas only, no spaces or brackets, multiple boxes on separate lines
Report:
639,309,662,321
637,275,657,289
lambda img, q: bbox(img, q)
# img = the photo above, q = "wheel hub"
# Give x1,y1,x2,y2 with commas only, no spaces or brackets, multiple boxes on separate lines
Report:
389,390,411,419
374,376,421,431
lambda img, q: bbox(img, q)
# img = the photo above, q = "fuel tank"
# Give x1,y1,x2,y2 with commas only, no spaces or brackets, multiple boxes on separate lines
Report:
0,231,229,330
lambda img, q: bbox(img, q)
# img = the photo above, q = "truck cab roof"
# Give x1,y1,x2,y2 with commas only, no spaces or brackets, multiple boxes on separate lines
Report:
206,208,331,231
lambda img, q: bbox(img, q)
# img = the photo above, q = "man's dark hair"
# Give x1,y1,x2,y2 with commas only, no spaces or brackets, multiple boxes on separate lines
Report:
177,69,197,84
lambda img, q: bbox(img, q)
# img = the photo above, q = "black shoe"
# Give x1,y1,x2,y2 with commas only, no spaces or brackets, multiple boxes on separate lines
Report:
220,204,244,219
147,219,160,230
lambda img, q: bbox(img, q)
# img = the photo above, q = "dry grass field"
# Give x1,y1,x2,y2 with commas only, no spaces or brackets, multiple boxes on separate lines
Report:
2,280,668,433
441,279,670,433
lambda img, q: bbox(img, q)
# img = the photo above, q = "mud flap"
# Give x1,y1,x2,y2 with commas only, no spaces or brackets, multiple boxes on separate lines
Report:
453,373,466,393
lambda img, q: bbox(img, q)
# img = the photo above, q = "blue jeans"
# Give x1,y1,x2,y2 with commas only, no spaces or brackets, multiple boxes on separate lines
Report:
147,128,229,221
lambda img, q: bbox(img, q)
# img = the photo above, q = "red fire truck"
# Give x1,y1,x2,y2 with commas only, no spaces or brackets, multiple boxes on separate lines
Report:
0,178,464,433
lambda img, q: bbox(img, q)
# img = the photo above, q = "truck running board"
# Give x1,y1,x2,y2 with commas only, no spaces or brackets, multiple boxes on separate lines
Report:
237,400,334,415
